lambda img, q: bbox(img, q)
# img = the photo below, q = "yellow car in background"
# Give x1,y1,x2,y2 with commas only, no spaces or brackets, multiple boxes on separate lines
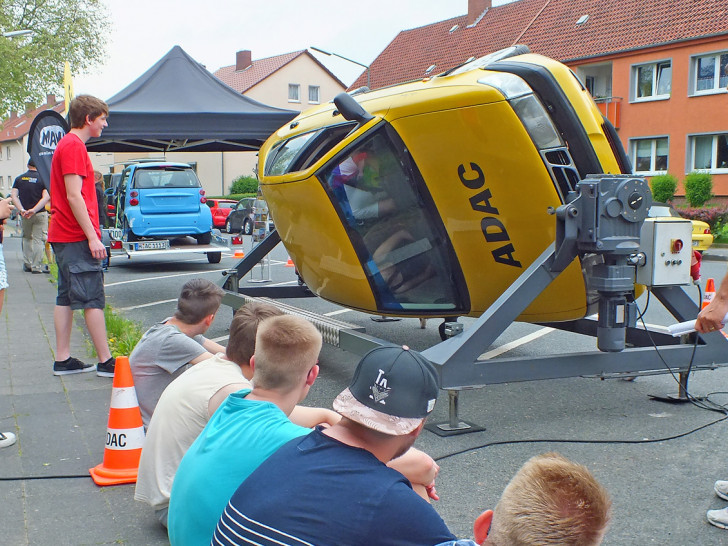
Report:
648,203,713,251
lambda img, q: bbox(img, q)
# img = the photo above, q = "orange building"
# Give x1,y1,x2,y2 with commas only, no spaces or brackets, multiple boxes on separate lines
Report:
351,0,728,198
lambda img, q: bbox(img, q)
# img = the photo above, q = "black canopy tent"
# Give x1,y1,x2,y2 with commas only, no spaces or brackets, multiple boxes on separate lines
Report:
86,46,297,153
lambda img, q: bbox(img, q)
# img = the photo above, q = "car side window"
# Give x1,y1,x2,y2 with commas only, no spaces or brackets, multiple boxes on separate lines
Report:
317,125,467,313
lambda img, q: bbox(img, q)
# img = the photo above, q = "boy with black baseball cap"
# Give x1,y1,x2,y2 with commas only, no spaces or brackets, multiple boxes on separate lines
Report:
212,345,456,546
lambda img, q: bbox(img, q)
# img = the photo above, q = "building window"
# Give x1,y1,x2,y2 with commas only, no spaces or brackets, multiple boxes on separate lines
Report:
288,84,300,102
689,133,728,172
308,85,320,104
631,137,668,174
633,60,671,100
584,76,596,96
692,51,728,94
6,146,11,160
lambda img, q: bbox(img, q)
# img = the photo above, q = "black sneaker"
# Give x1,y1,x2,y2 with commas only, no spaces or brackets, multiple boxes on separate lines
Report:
97,357,116,378
22,264,31,272
53,357,95,376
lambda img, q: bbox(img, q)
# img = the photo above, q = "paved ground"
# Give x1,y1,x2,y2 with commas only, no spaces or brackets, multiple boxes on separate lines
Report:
2,232,728,545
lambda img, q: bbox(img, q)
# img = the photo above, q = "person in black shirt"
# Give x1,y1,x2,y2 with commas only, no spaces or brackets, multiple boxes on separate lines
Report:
11,159,50,273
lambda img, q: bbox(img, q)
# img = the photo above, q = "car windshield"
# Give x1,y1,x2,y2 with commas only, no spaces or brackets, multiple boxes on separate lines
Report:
134,168,201,189
318,125,467,313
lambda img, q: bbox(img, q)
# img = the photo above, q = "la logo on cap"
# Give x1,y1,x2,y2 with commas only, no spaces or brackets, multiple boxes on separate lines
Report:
369,369,391,405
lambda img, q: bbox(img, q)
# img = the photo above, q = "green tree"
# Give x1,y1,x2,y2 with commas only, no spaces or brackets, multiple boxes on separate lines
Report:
649,174,678,203
683,171,713,207
0,0,109,114
230,175,259,194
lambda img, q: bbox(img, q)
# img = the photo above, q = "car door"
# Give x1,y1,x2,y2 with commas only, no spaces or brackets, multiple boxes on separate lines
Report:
230,198,252,231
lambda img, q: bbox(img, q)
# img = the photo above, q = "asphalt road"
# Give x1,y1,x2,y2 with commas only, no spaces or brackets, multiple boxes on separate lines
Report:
101,235,728,544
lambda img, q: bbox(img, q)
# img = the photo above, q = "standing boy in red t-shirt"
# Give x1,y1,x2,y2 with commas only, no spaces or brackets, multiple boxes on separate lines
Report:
48,95,115,377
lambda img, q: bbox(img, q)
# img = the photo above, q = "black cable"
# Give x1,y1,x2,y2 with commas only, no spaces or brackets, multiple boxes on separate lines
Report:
0,474,90,481
636,283,728,415
434,413,728,463
435,282,728,463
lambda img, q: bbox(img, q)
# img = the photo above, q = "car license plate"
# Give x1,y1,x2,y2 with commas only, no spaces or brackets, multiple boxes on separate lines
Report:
692,240,698,247
134,241,168,251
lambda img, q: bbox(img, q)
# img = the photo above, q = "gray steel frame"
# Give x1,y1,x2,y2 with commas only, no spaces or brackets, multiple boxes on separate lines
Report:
218,189,727,435
220,231,726,388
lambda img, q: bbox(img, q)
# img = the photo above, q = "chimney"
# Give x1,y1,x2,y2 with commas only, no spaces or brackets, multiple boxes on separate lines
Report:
467,0,491,26
236,50,252,71
46,93,56,105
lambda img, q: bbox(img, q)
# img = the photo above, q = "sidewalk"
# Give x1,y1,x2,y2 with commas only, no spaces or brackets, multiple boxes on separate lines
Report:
0,236,168,545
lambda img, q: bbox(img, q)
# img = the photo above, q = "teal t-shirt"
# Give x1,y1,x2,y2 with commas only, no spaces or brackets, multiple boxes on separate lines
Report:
167,389,311,546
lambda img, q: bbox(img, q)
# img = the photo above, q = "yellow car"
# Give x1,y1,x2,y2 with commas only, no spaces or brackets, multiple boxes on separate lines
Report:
648,203,713,252
258,46,631,322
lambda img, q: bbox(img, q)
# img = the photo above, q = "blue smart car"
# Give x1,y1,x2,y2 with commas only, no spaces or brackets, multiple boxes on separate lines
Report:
113,162,213,243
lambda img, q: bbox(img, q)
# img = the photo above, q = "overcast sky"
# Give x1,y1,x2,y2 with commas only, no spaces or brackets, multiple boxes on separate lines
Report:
74,0,513,100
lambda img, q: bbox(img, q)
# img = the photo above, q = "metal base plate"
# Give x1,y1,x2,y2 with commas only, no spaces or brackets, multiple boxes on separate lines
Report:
425,420,485,437
648,393,706,404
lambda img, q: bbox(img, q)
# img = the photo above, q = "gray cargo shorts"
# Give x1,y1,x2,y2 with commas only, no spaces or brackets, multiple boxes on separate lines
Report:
52,241,105,310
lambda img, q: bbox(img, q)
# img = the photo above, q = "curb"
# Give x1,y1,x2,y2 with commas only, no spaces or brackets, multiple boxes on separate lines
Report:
703,253,728,262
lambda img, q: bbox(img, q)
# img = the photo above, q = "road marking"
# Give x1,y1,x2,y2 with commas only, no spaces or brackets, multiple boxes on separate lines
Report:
324,308,352,317
116,299,177,312
209,309,351,341
478,327,555,360
104,269,228,287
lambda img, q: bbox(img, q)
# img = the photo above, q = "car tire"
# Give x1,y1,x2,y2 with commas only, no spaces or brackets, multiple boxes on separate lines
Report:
196,232,212,245
225,218,232,233
243,219,252,235
207,252,222,264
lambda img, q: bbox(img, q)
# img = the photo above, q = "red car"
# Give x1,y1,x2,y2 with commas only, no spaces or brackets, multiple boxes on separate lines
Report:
206,199,237,230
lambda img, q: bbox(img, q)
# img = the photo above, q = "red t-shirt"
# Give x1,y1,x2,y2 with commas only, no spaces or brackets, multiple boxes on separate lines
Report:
48,132,101,243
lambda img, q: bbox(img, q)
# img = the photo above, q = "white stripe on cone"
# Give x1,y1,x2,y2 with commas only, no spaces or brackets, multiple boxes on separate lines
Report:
105,426,145,450
110,387,140,409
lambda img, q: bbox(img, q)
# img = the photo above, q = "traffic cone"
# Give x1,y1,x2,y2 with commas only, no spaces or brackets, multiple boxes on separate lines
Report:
702,278,716,310
285,257,294,267
233,249,245,258
89,356,145,486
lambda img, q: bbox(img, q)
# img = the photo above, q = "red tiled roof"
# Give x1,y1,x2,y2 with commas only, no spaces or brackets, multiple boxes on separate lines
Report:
214,50,344,93
352,0,728,89
0,98,65,143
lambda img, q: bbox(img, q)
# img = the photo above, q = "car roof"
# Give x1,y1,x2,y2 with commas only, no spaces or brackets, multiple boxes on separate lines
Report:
128,162,192,170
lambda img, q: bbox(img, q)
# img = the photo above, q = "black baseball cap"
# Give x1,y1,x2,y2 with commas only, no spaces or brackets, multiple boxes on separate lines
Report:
333,345,439,435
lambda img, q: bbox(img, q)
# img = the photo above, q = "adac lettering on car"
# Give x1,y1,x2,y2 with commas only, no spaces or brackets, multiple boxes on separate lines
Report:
458,162,522,268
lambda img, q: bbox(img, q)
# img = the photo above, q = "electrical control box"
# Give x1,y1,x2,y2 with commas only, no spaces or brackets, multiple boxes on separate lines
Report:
637,218,692,287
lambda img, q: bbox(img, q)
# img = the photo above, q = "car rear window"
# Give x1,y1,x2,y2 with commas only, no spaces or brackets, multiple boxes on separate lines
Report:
134,168,201,189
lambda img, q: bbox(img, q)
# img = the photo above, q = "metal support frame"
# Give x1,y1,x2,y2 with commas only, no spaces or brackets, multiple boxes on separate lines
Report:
219,178,728,436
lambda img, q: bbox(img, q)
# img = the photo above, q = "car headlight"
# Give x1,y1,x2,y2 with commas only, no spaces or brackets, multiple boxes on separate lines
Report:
510,94,563,150
477,72,532,99
478,73,563,150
